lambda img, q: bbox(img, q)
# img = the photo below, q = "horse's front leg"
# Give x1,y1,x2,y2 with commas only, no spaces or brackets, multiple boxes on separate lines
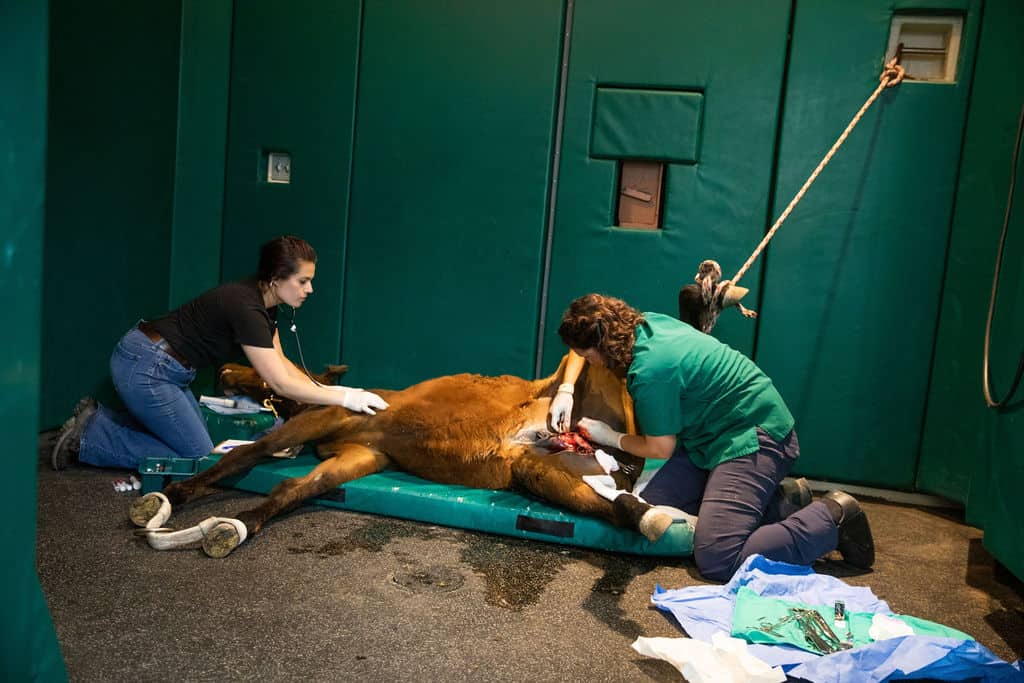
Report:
202,442,390,558
128,405,351,528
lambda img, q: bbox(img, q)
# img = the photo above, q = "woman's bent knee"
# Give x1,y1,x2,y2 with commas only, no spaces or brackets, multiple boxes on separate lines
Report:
693,543,740,582
180,433,214,459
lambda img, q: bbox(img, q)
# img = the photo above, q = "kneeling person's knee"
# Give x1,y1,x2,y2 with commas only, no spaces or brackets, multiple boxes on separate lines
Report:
692,542,739,582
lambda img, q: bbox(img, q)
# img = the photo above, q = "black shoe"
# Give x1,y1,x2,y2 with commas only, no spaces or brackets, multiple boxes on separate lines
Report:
50,397,97,471
775,476,812,518
822,490,875,569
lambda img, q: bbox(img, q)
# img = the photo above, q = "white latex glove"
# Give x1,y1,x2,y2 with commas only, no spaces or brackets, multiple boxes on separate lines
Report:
578,417,625,450
549,383,575,432
328,386,390,415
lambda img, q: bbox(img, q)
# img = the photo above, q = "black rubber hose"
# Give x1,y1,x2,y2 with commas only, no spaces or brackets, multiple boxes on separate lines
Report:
982,103,1024,410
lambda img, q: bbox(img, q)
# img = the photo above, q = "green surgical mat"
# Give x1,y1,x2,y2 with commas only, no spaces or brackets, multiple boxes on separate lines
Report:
140,452,693,557
731,586,972,654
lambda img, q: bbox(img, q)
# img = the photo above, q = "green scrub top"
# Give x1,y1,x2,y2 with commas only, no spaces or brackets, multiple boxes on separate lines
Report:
626,313,795,470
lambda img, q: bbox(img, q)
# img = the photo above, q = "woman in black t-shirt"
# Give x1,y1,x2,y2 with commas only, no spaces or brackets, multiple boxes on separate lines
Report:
50,235,388,470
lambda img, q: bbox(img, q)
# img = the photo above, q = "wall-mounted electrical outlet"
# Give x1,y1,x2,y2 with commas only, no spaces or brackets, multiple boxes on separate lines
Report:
267,151,291,184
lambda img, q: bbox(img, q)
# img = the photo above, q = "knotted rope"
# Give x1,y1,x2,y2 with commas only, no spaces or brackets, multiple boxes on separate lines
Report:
728,59,906,287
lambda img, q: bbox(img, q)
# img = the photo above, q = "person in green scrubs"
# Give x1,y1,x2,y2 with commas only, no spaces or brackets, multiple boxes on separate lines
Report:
553,293,874,581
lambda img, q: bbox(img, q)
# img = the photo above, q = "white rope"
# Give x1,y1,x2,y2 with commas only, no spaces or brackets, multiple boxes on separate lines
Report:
730,59,906,287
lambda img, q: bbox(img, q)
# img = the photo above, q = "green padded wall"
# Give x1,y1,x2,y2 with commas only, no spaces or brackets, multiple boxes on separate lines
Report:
540,0,792,373
168,0,233,309
221,0,361,371
2,3,66,678
341,0,564,389
41,0,183,428
591,88,705,164
755,0,980,488
919,0,1024,579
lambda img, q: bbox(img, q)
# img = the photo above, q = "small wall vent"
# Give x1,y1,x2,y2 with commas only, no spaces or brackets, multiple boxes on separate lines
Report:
886,15,963,83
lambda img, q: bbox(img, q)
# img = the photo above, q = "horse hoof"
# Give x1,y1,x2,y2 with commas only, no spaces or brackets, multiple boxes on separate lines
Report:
639,508,674,543
129,492,169,527
202,521,242,558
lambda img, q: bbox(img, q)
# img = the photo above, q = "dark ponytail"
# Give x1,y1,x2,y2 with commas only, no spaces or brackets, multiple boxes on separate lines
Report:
257,236,317,283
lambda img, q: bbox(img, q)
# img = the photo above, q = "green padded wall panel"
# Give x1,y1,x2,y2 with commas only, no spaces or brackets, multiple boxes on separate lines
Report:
221,0,361,370
540,0,791,373
168,0,232,309
755,0,980,488
2,2,66,678
591,88,704,163
341,1,564,389
41,0,183,428
918,0,1024,579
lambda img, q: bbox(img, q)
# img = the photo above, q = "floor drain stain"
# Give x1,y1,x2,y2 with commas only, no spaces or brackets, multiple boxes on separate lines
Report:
391,565,465,593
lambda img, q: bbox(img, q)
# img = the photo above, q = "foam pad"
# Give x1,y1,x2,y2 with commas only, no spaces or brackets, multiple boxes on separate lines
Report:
144,453,693,557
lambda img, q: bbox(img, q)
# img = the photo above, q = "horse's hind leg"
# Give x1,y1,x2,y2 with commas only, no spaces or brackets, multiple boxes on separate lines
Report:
129,406,350,526
511,452,674,542
201,443,390,558
511,452,615,519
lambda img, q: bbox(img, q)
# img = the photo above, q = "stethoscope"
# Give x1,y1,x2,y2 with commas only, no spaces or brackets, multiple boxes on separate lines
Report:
271,279,325,388
285,304,325,388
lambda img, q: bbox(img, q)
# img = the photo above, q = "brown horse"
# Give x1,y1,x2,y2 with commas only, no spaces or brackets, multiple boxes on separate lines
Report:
129,355,676,557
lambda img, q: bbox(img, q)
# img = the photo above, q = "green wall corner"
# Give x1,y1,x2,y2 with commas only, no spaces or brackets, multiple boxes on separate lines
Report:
1,0,67,678
919,0,1024,579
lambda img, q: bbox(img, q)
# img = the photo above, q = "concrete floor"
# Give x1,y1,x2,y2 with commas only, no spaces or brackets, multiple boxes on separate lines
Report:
36,445,1024,682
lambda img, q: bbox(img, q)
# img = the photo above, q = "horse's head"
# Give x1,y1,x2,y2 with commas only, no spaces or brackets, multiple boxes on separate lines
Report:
217,363,349,419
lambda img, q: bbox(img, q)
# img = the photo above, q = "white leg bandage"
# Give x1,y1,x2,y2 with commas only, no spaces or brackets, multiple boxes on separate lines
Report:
145,516,248,551
144,492,172,530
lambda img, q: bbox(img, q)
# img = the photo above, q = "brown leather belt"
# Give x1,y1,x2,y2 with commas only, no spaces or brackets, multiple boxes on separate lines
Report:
137,320,193,369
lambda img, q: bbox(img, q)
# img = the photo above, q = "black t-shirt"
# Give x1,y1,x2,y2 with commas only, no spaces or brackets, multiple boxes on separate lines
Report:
149,277,278,369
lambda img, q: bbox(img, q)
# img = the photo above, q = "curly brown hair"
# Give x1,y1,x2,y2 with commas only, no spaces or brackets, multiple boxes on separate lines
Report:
557,294,645,375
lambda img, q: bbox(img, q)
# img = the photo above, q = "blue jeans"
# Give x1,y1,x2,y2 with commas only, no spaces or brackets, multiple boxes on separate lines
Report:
641,429,838,581
78,326,213,469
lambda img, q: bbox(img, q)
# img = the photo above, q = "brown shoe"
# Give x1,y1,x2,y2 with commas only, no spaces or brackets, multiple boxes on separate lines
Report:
51,397,97,471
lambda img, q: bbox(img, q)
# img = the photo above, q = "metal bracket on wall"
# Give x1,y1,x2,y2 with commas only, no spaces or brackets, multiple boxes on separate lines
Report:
886,14,963,83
